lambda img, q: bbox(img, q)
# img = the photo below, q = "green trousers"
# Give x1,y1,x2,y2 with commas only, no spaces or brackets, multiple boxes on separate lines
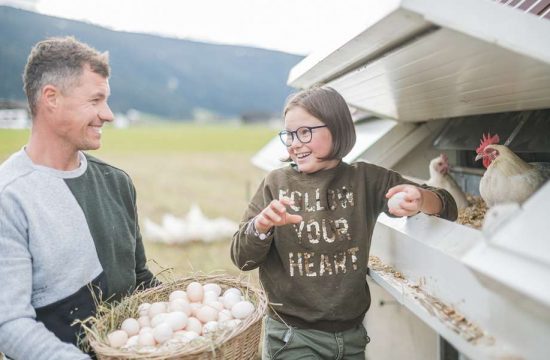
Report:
262,316,370,360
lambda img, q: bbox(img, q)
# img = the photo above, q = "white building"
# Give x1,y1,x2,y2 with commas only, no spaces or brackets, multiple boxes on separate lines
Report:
0,101,30,129
254,0,550,359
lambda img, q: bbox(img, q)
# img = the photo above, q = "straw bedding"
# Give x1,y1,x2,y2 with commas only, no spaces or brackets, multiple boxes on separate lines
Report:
83,273,267,360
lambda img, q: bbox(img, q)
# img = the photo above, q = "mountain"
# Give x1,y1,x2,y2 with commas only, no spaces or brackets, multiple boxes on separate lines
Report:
0,6,304,119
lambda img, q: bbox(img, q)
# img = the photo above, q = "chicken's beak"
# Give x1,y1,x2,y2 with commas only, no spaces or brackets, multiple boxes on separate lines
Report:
475,153,483,161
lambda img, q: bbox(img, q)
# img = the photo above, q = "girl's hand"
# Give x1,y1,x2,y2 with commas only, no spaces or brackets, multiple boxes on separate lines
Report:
254,197,303,233
385,184,424,217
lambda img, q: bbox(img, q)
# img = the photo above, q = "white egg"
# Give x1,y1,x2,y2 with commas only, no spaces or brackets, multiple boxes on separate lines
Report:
153,323,173,344
218,309,233,323
189,302,202,317
206,300,224,312
124,335,139,349
151,313,169,328
164,337,185,346
186,282,204,302
138,302,151,314
168,298,191,315
139,326,152,335
202,291,219,304
138,316,150,328
137,345,156,354
222,292,242,310
169,290,187,302
138,332,156,347
196,305,219,323
185,317,203,334
225,319,242,328
203,283,222,296
166,311,188,331
231,301,255,319
120,318,140,337
182,330,199,341
148,302,167,318
202,321,219,334
388,191,407,210
223,288,242,297
107,330,128,348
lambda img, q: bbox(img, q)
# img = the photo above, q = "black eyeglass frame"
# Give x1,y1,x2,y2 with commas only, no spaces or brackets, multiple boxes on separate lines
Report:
278,125,328,147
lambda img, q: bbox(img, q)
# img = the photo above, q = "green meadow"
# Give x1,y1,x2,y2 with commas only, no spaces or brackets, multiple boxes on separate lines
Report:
0,123,276,280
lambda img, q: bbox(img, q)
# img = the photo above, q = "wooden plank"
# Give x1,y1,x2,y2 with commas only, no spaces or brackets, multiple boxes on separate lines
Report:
531,0,550,14
327,28,550,121
518,0,537,10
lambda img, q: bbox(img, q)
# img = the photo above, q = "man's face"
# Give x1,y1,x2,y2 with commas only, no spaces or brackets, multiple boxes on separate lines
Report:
53,65,114,152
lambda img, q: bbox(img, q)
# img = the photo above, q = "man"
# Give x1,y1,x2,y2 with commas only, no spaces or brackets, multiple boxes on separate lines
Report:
0,37,158,359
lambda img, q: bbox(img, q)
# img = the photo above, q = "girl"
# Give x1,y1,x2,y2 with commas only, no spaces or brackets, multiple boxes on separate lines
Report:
231,87,457,360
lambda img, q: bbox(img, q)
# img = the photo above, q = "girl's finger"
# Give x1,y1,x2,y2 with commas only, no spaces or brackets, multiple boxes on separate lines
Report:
280,197,294,206
286,214,303,224
400,200,419,211
256,212,272,227
270,201,287,214
263,208,281,223
391,208,413,217
386,184,409,198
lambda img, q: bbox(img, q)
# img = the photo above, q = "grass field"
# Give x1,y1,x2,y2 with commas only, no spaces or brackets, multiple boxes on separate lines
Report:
0,123,276,281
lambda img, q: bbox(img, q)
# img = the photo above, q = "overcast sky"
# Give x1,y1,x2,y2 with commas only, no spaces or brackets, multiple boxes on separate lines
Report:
1,0,387,55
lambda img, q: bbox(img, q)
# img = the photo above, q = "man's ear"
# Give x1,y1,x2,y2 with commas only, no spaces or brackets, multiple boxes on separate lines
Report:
41,84,60,110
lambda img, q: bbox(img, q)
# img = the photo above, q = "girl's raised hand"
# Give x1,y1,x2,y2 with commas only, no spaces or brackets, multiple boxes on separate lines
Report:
254,197,303,234
385,184,424,217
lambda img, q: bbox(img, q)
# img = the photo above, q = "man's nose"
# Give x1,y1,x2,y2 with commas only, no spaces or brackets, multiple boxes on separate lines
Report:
99,104,114,122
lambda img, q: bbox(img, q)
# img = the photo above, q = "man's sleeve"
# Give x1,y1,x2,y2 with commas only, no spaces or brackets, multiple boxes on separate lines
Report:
134,223,161,289
131,184,160,290
0,192,90,360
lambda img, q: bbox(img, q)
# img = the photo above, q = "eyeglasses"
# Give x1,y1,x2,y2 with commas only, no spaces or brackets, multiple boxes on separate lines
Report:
278,125,327,147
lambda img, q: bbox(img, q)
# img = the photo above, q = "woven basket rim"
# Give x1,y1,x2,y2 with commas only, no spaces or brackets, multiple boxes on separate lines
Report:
85,274,267,359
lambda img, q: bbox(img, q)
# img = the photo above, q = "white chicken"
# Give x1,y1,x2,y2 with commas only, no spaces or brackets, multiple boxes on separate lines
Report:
427,153,468,209
475,133,550,207
143,204,238,244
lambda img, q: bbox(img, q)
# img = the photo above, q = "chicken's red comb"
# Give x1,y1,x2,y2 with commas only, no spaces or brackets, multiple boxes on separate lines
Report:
476,133,500,153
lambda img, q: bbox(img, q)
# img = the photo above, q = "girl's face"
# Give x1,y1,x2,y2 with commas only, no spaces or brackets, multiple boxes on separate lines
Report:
284,106,339,174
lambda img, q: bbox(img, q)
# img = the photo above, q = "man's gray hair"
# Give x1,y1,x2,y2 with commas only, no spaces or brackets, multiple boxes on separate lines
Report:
23,36,110,117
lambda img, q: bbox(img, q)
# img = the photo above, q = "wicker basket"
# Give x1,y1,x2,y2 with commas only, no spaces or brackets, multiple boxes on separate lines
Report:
85,274,267,360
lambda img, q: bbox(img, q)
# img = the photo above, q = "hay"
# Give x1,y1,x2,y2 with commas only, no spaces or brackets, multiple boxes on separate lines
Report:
457,195,488,229
83,273,267,360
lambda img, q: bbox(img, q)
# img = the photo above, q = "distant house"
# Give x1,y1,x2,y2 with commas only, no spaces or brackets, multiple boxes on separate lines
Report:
113,113,130,128
0,100,30,129
240,111,278,125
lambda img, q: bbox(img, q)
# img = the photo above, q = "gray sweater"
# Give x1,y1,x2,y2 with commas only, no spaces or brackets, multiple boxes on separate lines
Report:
0,149,157,359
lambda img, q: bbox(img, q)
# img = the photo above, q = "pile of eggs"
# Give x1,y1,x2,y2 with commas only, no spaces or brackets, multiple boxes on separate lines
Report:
106,282,256,352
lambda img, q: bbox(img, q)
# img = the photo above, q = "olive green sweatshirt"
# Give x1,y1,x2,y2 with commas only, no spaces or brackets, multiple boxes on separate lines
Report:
231,161,457,332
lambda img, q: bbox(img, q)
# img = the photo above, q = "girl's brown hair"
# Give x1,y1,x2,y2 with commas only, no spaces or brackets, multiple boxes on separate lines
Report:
283,87,356,161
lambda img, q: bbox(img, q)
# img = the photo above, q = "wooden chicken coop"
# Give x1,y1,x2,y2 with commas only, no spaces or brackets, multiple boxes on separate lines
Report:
252,0,550,359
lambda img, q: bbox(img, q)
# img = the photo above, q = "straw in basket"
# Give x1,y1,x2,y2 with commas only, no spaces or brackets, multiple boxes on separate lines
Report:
84,274,267,360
